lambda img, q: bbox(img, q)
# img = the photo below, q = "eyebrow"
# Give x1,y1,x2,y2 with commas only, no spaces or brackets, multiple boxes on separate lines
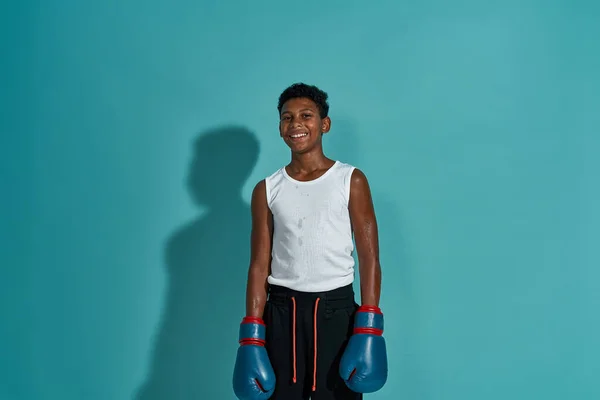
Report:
281,108,316,114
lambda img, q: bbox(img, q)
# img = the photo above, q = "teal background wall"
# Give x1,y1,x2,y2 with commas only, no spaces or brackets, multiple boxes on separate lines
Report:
2,1,599,399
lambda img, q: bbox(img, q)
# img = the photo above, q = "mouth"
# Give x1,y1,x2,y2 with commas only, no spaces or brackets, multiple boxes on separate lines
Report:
288,132,309,141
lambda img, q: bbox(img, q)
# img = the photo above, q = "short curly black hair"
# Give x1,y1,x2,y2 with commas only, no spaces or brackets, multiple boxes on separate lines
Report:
277,83,329,118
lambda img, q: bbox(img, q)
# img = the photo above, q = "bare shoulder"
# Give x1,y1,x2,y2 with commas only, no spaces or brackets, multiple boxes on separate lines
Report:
250,179,268,210
252,179,267,200
351,168,369,184
250,179,272,228
349,168,373,201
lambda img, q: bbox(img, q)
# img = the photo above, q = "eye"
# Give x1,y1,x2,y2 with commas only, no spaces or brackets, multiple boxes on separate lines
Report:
281,116,291,121
302,113,312,118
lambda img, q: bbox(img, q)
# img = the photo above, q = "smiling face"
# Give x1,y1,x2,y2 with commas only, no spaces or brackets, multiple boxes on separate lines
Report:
279,97,331,154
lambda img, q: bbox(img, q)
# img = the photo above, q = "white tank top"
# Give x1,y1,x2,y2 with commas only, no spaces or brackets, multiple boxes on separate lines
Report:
265,161,356,292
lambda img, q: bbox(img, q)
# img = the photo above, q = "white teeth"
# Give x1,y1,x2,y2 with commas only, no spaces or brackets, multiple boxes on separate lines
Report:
291,133,308,138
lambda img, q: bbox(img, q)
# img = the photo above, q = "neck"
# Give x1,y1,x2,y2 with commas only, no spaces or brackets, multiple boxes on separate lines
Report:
289,149,333,173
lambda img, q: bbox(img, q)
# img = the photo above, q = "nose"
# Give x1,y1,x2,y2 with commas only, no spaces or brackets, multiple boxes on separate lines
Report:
290,117,302,127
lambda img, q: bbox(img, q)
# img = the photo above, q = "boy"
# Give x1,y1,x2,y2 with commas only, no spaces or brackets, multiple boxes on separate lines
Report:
233,83,388,399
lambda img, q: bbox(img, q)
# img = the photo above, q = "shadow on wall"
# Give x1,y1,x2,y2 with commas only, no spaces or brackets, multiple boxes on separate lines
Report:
326,119,426,399
134,126,259,399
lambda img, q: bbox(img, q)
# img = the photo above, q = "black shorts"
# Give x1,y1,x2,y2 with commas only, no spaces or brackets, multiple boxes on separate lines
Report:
264,283,362,400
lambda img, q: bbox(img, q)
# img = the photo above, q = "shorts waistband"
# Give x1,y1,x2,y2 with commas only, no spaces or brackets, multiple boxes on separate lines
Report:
267,283,355,309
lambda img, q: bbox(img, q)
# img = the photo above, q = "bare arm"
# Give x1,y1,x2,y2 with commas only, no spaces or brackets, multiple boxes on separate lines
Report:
348,169,381,307
245,179,273,318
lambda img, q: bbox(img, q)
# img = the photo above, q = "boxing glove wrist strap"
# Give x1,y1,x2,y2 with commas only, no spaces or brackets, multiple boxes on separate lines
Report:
354,327,384,336
238,316,266,346
354,305,384,336
358,305,383,314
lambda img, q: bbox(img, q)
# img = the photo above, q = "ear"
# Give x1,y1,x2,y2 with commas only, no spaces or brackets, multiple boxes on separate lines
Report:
321,116,331,134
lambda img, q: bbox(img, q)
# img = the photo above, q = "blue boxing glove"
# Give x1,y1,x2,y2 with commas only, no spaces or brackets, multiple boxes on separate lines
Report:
339,305,388,393
232,317,276,400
